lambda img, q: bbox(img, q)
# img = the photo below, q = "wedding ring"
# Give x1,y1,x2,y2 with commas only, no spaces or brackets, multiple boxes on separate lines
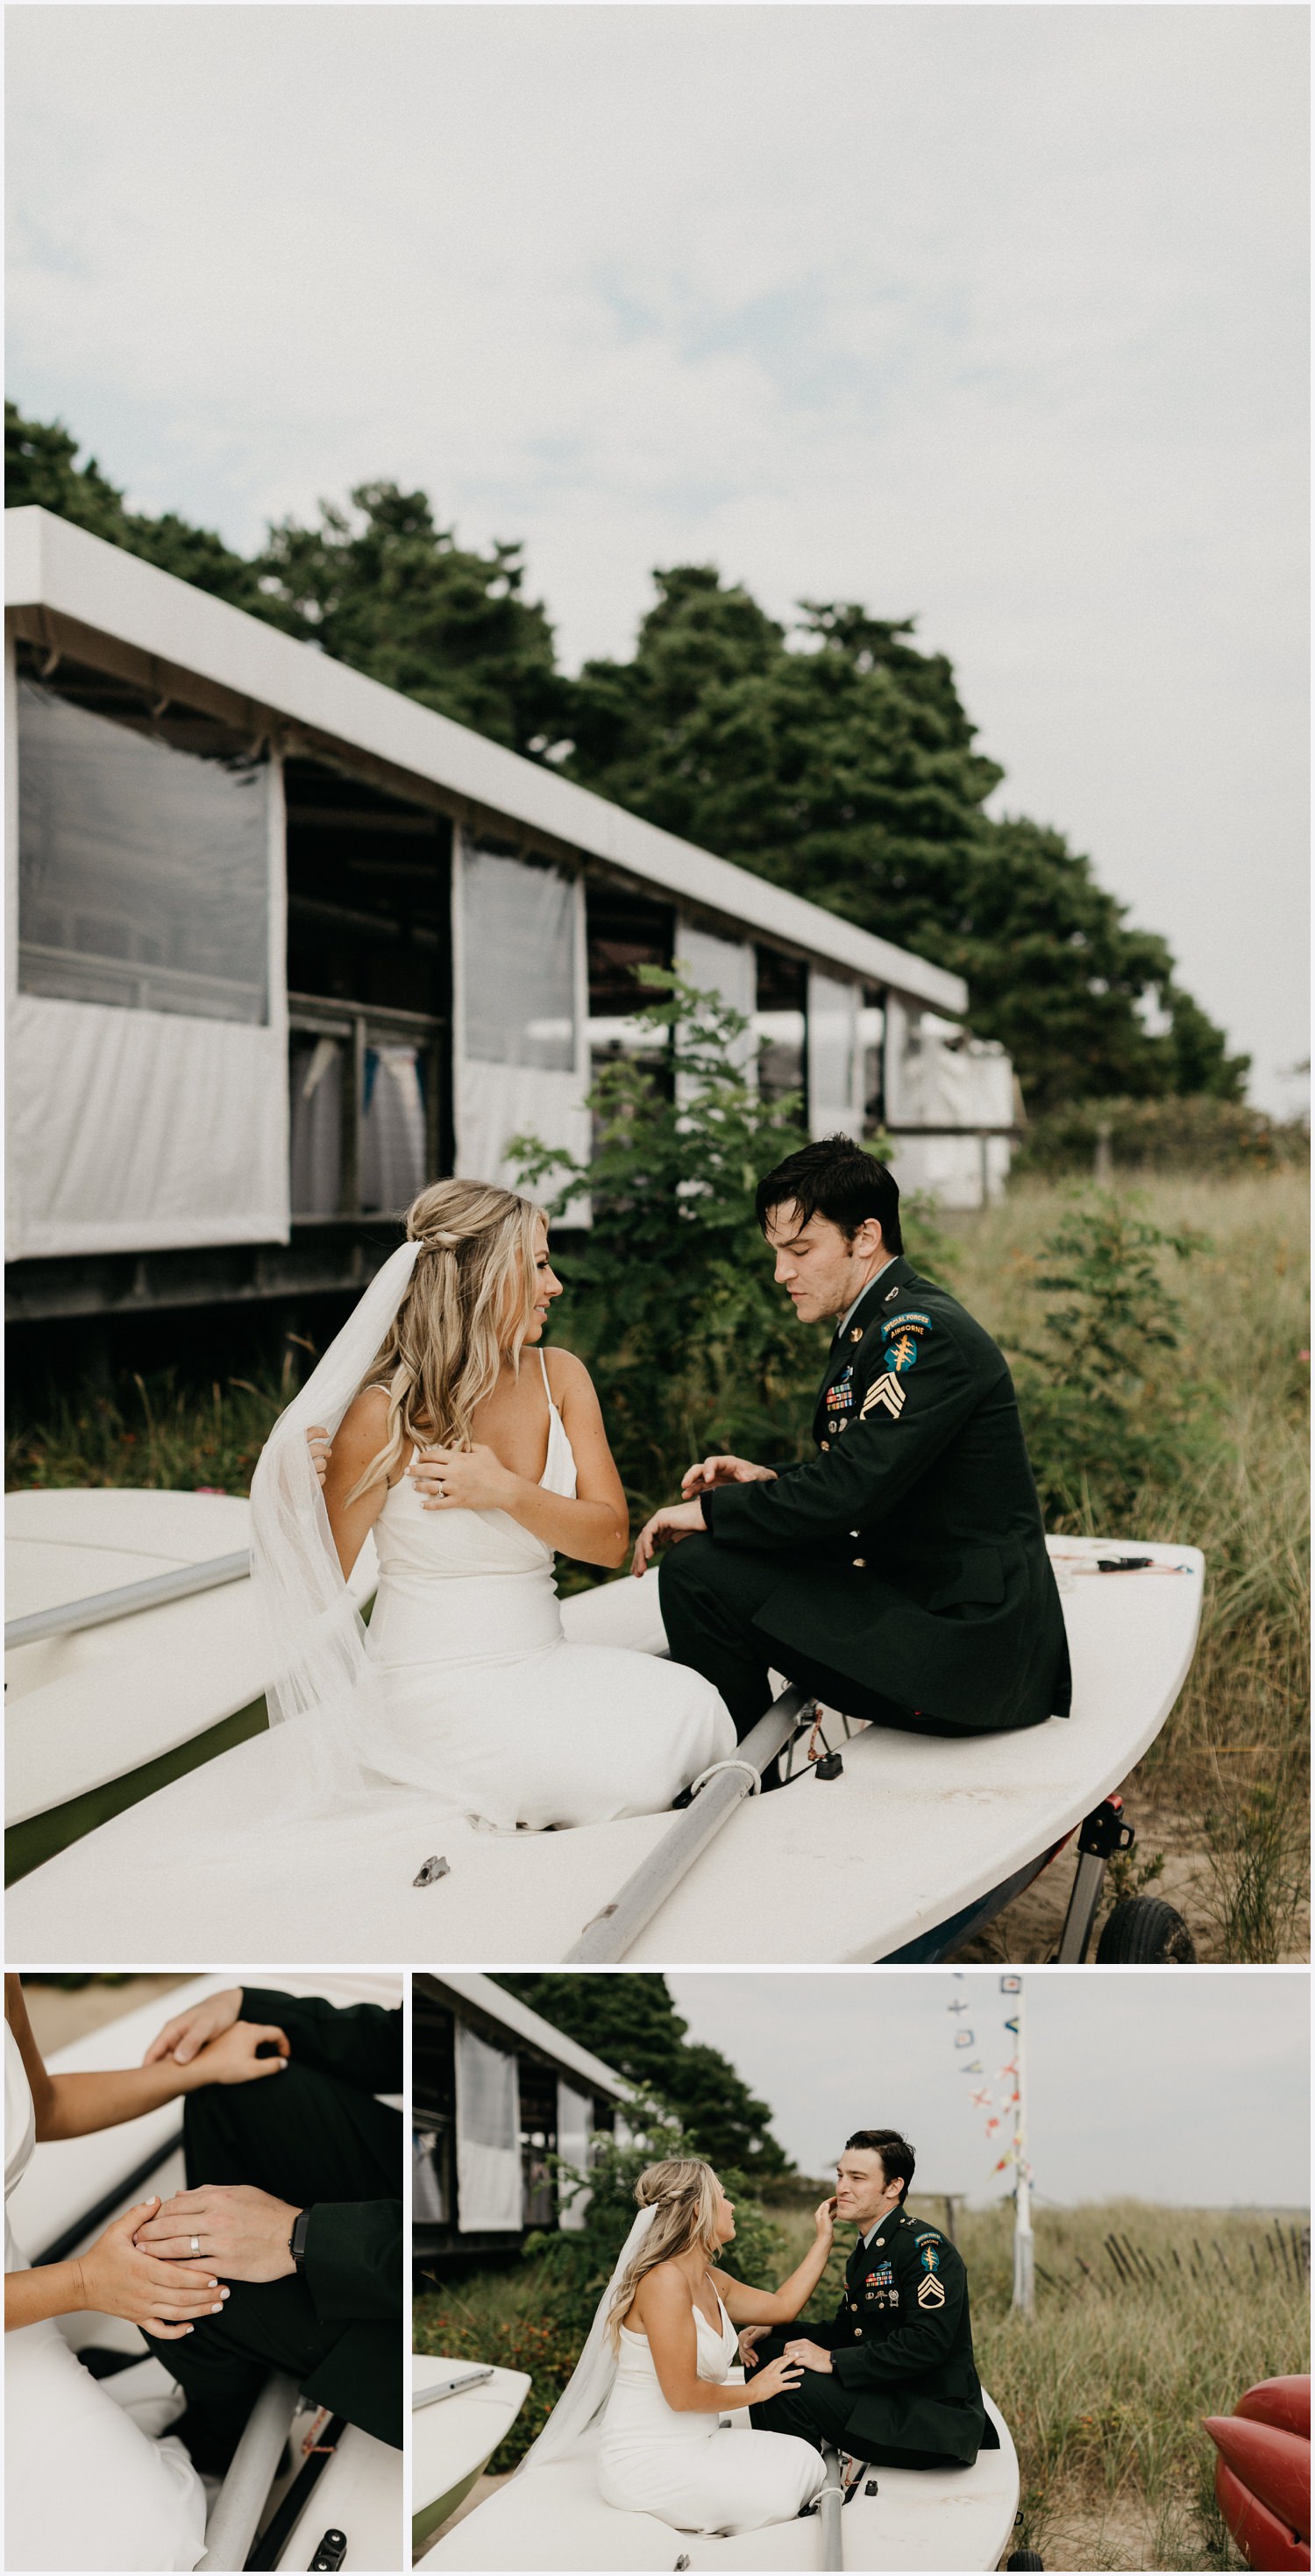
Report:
190,2235,201,2254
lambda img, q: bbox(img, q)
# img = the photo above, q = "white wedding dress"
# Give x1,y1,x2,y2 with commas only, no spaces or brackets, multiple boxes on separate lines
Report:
4,2020,208,2572
5,1353,733,1956
597,2293,824,2534
362,1353,732,1829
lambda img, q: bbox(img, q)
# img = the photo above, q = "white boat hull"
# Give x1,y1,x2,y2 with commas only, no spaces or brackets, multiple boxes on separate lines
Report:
413,2354,531,2548
5,1490,377,1830
424,2394,1020,2571
6,1532,1204,1967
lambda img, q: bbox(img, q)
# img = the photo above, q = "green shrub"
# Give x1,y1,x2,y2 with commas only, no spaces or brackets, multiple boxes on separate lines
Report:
1014,1094,1309,1178
1011,1189,1208,1523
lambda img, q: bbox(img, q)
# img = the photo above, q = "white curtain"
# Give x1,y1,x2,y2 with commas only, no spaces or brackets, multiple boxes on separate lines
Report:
5,993,289,1258
807,969,863,1139
455,2024,523,2233
556,2081,594,2233
455,835,589,1212
361,1042,427,1213
675,920,756,1082
412,2129,447,2224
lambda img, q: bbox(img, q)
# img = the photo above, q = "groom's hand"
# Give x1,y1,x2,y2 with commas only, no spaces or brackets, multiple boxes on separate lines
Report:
784,2338,834,2375
631,1499,706,1576
680,1455,778,1497
135,2184,302,2282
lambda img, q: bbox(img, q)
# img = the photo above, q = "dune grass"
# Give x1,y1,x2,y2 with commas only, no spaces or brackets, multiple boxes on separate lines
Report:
943,1172,1310,1961
413,2193,1311,2571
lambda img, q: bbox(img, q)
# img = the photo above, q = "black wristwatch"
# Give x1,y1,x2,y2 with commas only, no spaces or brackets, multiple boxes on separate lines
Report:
289,2209,311,2273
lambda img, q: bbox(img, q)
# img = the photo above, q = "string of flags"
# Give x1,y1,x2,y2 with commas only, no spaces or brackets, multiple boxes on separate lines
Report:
949,1973,1032,2182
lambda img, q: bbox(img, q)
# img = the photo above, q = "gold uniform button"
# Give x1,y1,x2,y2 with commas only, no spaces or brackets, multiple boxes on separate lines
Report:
854,2326,863,2338
821,1439,830,1451
853,1556,866,1568
849,1327,863,1342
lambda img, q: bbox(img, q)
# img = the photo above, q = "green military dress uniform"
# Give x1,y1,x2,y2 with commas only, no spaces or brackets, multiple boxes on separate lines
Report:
747,2208,995,2469
143,1988,402,2463
659,1253,1071,1740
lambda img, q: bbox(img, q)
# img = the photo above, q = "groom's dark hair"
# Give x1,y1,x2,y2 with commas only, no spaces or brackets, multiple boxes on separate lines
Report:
756,1136,903,1257
846,2127,915,2203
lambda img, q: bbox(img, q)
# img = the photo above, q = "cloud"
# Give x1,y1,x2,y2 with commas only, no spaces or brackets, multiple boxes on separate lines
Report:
7,4,1307,1106
666,1970,1311,2209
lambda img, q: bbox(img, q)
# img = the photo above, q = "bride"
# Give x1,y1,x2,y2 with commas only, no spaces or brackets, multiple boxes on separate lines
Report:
309,1178,734,1829
4,1974,288,2571
522,2159,832,2535
6,1179,735,1957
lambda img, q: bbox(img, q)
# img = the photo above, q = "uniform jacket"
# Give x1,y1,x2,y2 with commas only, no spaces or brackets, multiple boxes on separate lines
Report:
814,2209,991,2463
241,1988,402,2446
700,1255,1071,1731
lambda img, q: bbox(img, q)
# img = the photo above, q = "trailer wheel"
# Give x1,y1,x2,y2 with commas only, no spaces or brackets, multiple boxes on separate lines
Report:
1005,2553,1045,2569
1095,1896,1196,1962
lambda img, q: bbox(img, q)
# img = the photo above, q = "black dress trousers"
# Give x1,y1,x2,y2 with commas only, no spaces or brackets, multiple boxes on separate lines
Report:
141,2055,400,2466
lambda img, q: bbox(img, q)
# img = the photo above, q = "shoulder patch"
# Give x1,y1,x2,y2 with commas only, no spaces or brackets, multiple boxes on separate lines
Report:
881,1311,934,1338
860,1375,906,1420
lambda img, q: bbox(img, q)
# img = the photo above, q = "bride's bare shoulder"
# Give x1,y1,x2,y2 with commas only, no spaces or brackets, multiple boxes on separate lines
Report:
332,1385,394,1463
543,1347,598,1405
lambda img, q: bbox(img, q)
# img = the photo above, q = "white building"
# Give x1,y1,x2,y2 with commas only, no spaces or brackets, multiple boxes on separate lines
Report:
413,1971,629,2257
5,506,1014,1324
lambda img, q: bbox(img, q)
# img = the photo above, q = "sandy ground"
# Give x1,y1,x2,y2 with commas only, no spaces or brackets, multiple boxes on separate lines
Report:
19,1974,192,2053
952,1793,1309,1967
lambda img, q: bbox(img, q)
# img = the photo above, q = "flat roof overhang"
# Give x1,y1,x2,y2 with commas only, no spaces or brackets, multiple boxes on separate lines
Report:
5,506,966,1017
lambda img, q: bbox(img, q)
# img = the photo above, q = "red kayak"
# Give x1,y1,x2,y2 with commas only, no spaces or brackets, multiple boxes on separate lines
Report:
1205,2378,1311,2572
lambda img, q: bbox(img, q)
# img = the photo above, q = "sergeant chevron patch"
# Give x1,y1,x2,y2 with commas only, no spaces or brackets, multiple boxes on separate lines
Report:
860,1375,906,1420
917,2274,946,2309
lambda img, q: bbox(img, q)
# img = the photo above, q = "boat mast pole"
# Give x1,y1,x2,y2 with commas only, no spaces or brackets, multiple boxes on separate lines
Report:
1011,1976,1034,2316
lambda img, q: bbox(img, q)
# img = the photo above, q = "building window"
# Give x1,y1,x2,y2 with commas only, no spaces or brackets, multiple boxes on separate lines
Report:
754,946,807,1110
462,840,578,1071
18,672,269,1024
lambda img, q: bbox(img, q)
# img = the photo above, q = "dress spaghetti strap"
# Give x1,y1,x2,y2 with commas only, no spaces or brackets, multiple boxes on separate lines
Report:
538,1346,554,1407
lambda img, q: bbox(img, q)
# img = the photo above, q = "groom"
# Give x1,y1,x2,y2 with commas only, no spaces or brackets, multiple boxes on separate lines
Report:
134,1985,402,2470
743,2129,996,2471
635,1133,1070,1744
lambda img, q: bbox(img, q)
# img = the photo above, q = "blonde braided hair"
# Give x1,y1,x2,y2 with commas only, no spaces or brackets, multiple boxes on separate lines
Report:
606,2160,724,2350
345,1178,545,1504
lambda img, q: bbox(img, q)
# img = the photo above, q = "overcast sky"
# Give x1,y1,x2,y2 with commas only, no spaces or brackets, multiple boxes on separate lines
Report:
7,5,1308,1111
666,1969,1311,2207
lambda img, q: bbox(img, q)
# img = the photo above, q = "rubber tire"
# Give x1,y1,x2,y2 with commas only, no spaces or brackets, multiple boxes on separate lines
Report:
1095,1896,1197,1963
1005,2554,1045,2569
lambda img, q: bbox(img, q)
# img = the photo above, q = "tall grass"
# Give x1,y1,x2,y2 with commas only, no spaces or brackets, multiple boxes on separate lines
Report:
945,1173,1310,1960
415,2195,1311,2571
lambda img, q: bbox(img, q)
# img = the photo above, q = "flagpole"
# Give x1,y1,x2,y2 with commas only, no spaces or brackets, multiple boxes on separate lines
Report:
1011,1976,1034,2316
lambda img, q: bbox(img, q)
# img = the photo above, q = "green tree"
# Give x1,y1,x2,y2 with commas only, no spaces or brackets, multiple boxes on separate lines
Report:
560,567,1247,1107
493,1973,793,2181
564,572,1001,943
253,480,562,751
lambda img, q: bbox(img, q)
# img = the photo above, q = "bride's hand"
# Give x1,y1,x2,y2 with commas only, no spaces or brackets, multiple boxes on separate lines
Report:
814,2195,837,2247
680,1455,778,1497
306,1427,331,1488
631,1499,707,1577
409,1444,516,1512
750,2351,808,2402
76,2201,230,2340
188,2020,291,2087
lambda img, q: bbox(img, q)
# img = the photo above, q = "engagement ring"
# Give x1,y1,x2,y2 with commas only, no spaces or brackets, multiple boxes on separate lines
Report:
190,2236,201,2254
